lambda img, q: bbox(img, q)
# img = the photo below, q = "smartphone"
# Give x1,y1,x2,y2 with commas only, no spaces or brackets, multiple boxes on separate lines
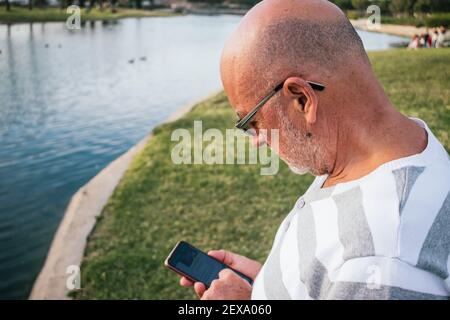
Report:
164,241,253,288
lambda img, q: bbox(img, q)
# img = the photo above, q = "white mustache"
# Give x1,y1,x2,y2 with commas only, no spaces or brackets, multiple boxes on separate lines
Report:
288,164,310,175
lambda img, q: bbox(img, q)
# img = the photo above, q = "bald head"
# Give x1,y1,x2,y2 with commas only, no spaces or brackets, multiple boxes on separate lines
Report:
220,0,396,177
221,0,370,104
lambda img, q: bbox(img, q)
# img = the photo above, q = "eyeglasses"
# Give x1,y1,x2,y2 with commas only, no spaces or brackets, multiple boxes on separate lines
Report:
235,79,325,133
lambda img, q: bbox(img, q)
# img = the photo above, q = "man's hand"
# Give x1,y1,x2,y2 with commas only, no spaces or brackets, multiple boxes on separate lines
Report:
179,249,262,300
201,269,252,300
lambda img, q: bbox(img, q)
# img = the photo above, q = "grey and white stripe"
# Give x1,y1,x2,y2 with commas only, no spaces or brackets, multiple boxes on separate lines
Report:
251,118,450,300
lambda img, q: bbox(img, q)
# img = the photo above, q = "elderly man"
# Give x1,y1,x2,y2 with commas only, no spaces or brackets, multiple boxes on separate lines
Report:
180,0,450,299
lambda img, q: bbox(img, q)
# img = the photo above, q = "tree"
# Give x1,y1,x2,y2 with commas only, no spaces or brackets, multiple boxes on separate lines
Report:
110,0,117,12
5,0,11,11
28,0,33,10
135,0,142,9
230,0,261,5
88,0,96,11
430,0,450,13
371,0,391,12
330,0,353,10
414,0,432,14
351,0,369,13
188,0,224,4
390,0,416,16
34,0,47,7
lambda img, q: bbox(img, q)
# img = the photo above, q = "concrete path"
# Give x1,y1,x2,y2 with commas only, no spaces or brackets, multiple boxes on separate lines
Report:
29,90,221,299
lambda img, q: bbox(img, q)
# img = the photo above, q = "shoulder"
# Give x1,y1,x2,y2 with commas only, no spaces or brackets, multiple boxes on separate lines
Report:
309,160,449,264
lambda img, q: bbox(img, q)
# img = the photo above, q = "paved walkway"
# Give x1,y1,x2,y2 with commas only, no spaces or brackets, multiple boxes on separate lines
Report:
351,19,430,38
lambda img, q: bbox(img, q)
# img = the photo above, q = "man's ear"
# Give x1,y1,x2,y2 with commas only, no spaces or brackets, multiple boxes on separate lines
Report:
283,76,318,124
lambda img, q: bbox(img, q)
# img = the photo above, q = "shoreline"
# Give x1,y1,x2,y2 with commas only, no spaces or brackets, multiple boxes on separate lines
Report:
29,89,222,300
350,18,428,38
0,7,429,39
0,7,181,24
29,135,151,300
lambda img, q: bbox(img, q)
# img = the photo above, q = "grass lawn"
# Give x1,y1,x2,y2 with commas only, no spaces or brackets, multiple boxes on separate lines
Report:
73,49,450,299
0,7,180,24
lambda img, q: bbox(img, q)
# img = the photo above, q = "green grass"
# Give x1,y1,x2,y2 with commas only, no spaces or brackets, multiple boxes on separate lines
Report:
0,7,180,24
73,49,450,299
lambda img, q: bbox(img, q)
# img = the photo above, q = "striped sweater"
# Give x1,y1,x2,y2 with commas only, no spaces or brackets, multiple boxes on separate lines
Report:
251,118,450,300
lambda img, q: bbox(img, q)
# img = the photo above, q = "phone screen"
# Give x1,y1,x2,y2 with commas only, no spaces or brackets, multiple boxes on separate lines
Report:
167,241,253,288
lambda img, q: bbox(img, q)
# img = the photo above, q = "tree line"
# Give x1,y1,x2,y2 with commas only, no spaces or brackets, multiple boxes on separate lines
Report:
190,0,450,14
335,0,450,15
2,0,449,15
1,0,156,11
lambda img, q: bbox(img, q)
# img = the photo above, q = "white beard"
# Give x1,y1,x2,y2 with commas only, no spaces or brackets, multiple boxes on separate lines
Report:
288,164,310,175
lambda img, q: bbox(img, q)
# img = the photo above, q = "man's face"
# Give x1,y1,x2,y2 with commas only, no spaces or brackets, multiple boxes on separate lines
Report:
220,51,331,177
231,89,327,176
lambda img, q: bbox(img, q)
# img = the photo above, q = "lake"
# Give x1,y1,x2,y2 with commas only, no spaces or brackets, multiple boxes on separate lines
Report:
0,14,407,299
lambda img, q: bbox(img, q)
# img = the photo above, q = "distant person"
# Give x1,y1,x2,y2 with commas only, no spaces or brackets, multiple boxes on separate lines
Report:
432,29,439,48
436,26,448,48
180,0,450,300
419,34,425,48
421,31,426,48
424,32,432,48
418,34,423,48
408,34,420,49
418,32,431,48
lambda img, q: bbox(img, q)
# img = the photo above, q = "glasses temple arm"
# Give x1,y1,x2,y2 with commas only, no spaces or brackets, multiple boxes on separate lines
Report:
236,88,279,128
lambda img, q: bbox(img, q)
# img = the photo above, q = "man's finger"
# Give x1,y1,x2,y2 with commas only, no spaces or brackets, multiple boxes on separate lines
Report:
180,276,194,287
194,282,206,298
208,249,234,266
219,268,237,279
